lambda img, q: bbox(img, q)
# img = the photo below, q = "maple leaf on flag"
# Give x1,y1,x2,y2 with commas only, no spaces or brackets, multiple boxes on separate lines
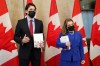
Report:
0,23,16,52
46,21,61,47
91,22,100,46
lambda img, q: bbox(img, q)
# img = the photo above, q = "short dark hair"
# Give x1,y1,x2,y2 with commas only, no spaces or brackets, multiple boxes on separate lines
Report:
25,3,36,11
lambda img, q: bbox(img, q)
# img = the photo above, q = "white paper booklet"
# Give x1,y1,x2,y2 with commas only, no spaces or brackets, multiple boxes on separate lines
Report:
60,35,71,50
33,33,44,48
60,35,69,43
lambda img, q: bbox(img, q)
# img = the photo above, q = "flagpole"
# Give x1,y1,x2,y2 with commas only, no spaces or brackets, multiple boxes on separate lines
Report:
23,0,25,18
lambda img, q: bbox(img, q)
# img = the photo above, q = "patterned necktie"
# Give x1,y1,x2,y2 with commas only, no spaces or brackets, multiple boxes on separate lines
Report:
30,20,33,36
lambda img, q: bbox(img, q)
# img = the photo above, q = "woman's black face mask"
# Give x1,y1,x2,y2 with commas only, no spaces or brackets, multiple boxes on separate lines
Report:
67,25,74,31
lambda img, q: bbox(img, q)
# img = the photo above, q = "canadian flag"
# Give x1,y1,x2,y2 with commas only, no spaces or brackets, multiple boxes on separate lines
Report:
72,0,90,66
90,0,100,66
45,0,61,66
0,0,18,66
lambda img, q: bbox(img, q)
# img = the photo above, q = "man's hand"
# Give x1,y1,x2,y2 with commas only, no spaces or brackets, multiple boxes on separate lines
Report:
22,34,30,43
40,41,44,48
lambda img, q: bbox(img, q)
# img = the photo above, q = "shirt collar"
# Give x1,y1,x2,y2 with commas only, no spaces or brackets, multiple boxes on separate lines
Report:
26,15,35,22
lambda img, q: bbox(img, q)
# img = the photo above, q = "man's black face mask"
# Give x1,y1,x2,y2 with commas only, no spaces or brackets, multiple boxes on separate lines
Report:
28,11,35,18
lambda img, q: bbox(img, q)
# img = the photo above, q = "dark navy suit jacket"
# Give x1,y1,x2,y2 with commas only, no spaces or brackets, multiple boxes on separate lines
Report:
56,31,84,61
14,18,43,60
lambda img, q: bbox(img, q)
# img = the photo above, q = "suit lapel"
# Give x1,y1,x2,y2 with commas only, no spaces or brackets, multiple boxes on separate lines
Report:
23,18,31,36
34,19,38,33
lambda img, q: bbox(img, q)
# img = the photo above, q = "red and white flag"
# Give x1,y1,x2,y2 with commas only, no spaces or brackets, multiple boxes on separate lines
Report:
45,0,61,66
90,0,100,66
72,0,90,66
0,0,18,66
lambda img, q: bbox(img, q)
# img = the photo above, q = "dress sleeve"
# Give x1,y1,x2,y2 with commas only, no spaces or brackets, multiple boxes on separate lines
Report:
79,34,85,60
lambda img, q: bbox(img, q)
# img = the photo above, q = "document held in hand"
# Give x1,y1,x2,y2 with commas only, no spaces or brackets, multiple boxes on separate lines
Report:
33,33,44,48
60,35,69,43
60,35,71,50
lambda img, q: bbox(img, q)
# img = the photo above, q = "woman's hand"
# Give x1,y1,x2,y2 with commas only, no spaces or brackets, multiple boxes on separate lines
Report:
66,41,70,47
81,60,85,64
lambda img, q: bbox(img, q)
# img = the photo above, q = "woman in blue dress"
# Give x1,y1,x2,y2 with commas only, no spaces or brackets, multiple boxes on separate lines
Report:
56,18,85,66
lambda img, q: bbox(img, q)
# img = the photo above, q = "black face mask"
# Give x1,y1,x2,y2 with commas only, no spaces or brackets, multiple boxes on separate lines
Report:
68,25,74,31
28,11,35,18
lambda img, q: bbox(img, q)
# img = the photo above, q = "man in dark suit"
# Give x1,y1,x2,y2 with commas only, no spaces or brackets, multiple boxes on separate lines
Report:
14,3,43,66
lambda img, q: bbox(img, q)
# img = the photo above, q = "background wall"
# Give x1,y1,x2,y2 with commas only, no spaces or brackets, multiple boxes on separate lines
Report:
6,0,74,37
